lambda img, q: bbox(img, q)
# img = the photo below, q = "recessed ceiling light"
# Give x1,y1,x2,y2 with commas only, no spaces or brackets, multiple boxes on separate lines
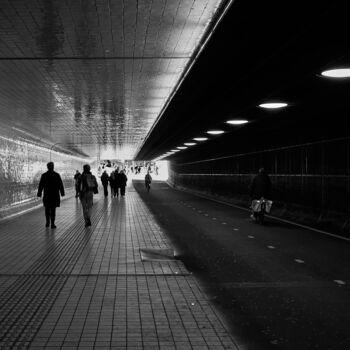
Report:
171,149,180,152
321,68,350,78
226,119,248,125
193,137,208,141
207,130,224,135
184,143,196,146
259,102,288,109
177,146,188,149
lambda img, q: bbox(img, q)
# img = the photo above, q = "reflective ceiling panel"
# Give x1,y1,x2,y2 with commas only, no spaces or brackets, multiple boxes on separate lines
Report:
0,0,226,160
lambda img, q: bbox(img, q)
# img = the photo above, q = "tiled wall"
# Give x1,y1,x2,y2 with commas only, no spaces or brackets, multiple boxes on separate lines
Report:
0,134,86,219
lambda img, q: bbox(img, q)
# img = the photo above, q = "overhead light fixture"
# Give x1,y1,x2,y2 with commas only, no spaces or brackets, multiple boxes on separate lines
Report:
177,146,188,150
207,130,224,135
226,119,248,125
171,149,180,152
259,102,288,109
193,137,208,141
184,143,196,146
321,68,350,78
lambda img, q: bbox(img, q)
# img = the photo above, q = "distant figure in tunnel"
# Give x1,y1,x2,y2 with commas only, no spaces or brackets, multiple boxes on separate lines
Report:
77,164,98,227
74,170,81,198
37,162,65,229
249,168,272,218
145,171,152,192
100,170,109,197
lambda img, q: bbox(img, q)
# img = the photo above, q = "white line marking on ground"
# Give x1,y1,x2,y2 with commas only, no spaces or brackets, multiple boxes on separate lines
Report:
334,280,346,285
170,186,350,242
294,259,305,264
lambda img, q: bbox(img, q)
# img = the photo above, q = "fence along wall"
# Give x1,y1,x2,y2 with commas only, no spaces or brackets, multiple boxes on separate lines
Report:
169,137,350,236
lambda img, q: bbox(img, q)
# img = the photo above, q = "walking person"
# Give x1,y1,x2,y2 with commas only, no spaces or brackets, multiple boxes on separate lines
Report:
117,169,128,196
101,170,109,197
74,170,81,198
77,164,98,227
37,162,65,229
145,171,152,192
109,169,116,197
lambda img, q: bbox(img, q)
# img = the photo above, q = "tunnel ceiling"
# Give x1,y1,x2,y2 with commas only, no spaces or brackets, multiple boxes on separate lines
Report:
0,0,230,160
136,0,350,163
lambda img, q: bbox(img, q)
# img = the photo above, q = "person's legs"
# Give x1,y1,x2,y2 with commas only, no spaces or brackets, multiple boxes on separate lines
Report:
121,186,125,196
50,207,56,228
103,184,108,197
45,207,50,227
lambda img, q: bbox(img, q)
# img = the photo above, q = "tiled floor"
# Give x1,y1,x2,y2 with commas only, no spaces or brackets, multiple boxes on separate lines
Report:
0,184,239,349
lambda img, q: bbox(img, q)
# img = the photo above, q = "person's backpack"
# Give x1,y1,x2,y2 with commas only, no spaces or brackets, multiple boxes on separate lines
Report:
81,174,98,194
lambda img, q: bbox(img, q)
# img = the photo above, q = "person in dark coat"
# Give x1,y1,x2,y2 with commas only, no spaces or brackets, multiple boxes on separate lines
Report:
37,162,65,228
116,169,128,196
74,170,81,198
100,170,109,197
249,167,272,199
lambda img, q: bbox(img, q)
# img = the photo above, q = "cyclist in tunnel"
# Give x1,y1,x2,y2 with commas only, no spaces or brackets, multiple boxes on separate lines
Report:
249,168,272,219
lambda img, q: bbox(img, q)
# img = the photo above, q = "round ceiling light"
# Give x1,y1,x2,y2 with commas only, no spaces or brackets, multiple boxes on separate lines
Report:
259,102,288,109
184,143,196,146
193,137,208,141
226,119,248,125
177,146,188,150
207,130,224,135
321,68,350,78
171,149,180,152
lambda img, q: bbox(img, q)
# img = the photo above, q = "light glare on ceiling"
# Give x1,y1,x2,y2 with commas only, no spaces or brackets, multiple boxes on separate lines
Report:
184,143,196,146
321,68,350,78
226,119,248,125
207,130,224,135
177,146,188,149
193,137,208,141
259,102,288,109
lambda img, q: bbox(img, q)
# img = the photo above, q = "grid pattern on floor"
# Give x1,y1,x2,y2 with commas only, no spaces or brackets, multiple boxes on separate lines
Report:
0,186,239,349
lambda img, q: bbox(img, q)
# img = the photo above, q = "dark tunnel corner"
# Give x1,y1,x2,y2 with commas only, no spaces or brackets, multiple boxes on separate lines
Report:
165,136,350,239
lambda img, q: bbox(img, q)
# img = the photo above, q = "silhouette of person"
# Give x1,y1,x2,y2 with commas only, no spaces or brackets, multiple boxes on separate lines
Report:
145,171,152,192
249,168,272,219
74,170,80,198
37,162,65,228
101,170,109,197
249,168,272,199
77,164,98,227
116,169,128,196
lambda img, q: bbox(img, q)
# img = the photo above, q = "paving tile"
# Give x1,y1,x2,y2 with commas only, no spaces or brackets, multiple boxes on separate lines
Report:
0,187,239,349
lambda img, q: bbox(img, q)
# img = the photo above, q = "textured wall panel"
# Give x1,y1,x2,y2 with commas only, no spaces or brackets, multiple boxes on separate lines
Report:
0,134,86,219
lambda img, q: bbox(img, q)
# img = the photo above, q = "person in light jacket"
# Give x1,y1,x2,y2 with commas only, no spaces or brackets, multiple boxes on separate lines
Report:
77,164,98,227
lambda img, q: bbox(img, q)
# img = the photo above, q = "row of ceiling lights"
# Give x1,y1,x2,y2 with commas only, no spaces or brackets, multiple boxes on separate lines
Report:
155,68,350,161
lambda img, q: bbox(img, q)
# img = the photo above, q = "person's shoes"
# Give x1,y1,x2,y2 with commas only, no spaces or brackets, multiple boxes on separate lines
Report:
250,214,255,220
85,219,91,227
45,223,49,227
51,224,57,229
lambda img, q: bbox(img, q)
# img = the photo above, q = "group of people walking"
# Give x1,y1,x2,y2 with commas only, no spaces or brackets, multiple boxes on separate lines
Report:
38,162,99,228
100,168,128,197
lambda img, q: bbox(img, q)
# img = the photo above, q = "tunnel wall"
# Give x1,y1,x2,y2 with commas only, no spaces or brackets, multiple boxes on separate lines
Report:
0,134,86,220
169,137,350,236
